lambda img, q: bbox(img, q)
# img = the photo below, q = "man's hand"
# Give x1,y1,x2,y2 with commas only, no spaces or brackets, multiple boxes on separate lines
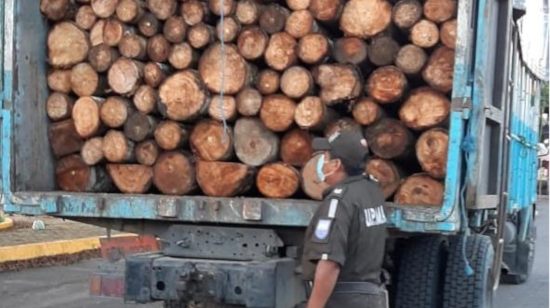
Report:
306,260,340,308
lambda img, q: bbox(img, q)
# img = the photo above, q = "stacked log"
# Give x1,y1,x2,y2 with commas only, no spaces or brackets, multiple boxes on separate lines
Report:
43,0,456,206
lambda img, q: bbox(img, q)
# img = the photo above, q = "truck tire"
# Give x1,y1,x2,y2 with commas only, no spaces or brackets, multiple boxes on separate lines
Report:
395,236,448,308
501,219,536,285
442,234,494,308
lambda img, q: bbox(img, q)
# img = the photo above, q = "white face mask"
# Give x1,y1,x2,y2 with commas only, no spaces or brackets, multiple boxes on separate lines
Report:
316,154,326,182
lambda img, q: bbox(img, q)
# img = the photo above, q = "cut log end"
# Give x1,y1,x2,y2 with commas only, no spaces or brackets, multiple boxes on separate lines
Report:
422,46,455,93
295,96,336,131
257,163,300,198
395,44,427,75
332,37,368,66
260,95,297,132
285,10,316,39
147,0,177,20
260,4,290,34
188,23,214,49
169,43,198,70
124,113,157,142
100,97,132,128
154,120,190,150
153,151,196,195
107,164,153,193
416,128,448,179
314,64,362,105
48,22,90,68
75,5,97,30
423,0,457,24
411,19,440,49
395,174,444,206
48,69,72,94
143,62,169,88
236,87,263,116
135,140,160,166
399,87,450,130
73,97,103,138
366,66,407,104
108,58,143,95
133,85,159,114
196,161,255,197
147,35,171,63
352,97,384,126
209,0,236,17
199,43,247,94
440,19,457,49
182,0,208,26
46,92,74,121
49,119,84,158
280,129,313,167
90,19,106,46
159,70,208,121
116,0,144,24
340,0,392,38
237,27,269,61
324,117,361,137
281,66,314,99
365,118,415,159
81,137,105,165
257,69,280,95
190,120,234,161
164,16,188,43
392,0,422,29
309,0,342,22
235,0,260,25
234,117,280,166
89,43,120,73
208,95,238,122
216,17,241,43
297,34,330,65
103,18,130,47
119,33,147,60
286,0,311,10
103,130,135,163
91,0,119,18
71,63,103,97
41,0,74,21
138,12,160,37
366,158,402,199
264,32,298,71
368,36,400,67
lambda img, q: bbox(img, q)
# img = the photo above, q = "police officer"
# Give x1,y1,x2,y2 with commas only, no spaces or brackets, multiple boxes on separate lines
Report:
302,130,388,308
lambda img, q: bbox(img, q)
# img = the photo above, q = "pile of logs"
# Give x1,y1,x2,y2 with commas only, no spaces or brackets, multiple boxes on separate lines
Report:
44,0,457,207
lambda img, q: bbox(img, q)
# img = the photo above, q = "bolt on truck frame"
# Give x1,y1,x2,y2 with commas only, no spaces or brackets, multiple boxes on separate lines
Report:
0,0,545,307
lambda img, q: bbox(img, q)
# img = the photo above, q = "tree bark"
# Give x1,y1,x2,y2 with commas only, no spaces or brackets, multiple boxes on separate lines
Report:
208,0,236,16
100,96,133,128
88,43,120,72
236,87,263,116
153,151,196,195
56,155,112,192
188,23,215,49
71,63,106,97
301,154,330,200
75,5,97,30
103,18,134,47
416,128,448,179
235,0,261,26
190,119,234,161
352,97,385,126
46,92,74,121
196,161,255,197
392,0,422,29
395,44,427,75
260,94,297,132
264,32,297,71
410,19,439,48
81,137,105,165
107,164,154,193
365,65,407,104
41,0,74,21
237,26,269,61
297,33,330,65
365,118,415,159
158,70,209,121
313,64,362,105
324,117,361,137
422,46,455,93
257,163,300,198
73,97,104,138
340,0,391,38
332,37,368,66
138,12,160,37
366,158,402,199
280,129,313,167
256,69,280,95
103,129,136,162
147,34,171,62
259,4,290,34
124,113,158,142
147,0,177,20
285,10,318,39
368,36,400,67
280,66,314,99
135,140,160,166
116,0,145,24
154,120,191,150
395,173,444,206
294,96,338,131
143,62,171,88
423,0,457,24
90,19,106,46
49,119,84,158
119,33,148,60
199,43,249,94
309,0,342,23
48,22,90,68
108,58,144,95
91,0,118,18
234,117,279,166
164,16,188,43
208,95,238,122
48,69,72,93
399,87,450,130
169,43,199,69
182,0,210,26
216,17,241,43
133,84,159,114
440,19,457,49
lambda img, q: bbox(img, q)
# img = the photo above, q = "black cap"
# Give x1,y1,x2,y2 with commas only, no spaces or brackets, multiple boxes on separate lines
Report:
312,130,369,169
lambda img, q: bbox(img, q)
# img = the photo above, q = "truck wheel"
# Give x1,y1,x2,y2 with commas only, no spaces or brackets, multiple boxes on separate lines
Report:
501,220,536,285
442,234,494,308
395,236,448,308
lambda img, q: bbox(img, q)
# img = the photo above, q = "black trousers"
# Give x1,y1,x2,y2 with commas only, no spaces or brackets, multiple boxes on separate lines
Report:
325,292,387,308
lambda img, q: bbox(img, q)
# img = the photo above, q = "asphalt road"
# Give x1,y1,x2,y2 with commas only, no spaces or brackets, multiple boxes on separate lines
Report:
0,199,548,308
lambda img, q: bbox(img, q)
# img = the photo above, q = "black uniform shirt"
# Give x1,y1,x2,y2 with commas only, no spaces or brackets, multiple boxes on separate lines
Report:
302,175,388,284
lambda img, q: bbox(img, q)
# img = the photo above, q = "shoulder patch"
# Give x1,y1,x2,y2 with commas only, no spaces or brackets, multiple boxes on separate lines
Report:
313,218,333,242
364,205,387,227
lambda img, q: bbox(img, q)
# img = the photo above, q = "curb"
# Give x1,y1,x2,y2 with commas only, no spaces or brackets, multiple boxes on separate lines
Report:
0,218,14,231
0,236,101,263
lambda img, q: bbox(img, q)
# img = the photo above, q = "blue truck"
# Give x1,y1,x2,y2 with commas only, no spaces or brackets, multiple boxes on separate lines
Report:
0,0,547,307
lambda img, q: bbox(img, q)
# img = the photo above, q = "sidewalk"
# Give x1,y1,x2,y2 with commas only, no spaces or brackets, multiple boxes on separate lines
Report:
0,215,115,271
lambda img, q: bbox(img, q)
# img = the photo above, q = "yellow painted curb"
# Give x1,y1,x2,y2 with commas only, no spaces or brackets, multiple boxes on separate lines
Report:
0,236,101,263
0,218,14,231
